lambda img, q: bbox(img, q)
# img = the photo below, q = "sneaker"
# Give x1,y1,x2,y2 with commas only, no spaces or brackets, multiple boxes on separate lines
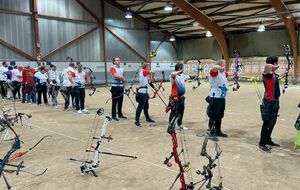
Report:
179,125,188,130
146,118,155,123
63,108,70,111
216,131,228,138
267,141,280,147
135,121,141,127
77,110,82,114
112,117,119,121
81,109,88,113
258,144,272,153
54,106,59,109
28,102,32,105
119,115,127,119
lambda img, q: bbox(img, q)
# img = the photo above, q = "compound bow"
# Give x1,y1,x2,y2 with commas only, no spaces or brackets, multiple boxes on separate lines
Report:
0,115,47,189
69,108,137,177
282,44,292,94
164,115,224,190
165,115,194,190
194,135,223,190
191,59,203,90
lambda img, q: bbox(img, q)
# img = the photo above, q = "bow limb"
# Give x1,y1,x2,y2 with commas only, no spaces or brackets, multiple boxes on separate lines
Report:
8,135,51,162
83,66,97,96
148,81,168,106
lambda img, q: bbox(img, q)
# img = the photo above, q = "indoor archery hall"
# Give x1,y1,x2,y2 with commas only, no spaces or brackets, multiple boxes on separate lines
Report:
0,0,300,190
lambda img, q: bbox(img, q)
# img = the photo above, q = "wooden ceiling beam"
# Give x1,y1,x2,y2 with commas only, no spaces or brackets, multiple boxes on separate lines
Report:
0,38,35,61
171,0,229,67
269,0,299,78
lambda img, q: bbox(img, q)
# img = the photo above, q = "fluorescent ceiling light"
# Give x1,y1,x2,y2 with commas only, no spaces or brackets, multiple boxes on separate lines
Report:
125,9,132,19
164,3,173,12
206,31,213,37
193,22,199,27
169,35,176,41
257,24,265,32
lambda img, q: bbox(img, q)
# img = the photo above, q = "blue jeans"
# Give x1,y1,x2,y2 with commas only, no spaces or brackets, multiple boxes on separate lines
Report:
26,85,36,103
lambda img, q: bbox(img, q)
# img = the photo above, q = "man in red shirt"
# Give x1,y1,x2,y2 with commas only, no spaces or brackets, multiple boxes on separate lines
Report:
259,56,286,152
109,57,127,121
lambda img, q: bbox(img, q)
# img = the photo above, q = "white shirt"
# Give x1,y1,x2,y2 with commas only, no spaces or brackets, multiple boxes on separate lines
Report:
170,74,188,97
0,66,8,81
34,71,48,84
110,65,124,87
74,71,86,88
48,70,60,86
11,69,21,82
62,67,75,87
209,70,229,98
138,69,151,94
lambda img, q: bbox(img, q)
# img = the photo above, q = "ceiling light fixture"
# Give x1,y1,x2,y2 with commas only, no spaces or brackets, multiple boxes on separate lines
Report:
164,3,173,12
206,31,213,37
257,24,265,32
193,22,200,27
257,19,265,32
125,9,133,19
169,35,176,42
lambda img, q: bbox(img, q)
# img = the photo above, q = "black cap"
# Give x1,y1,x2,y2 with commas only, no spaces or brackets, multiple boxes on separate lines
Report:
50,64,56,68
266,56,278,64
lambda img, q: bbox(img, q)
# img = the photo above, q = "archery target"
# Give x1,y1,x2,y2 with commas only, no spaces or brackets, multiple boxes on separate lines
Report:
231,63,242,74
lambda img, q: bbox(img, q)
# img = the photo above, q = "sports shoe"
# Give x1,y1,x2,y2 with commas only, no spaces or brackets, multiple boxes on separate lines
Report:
258,144,272,153
112,117,119,121
53,106,59,109
63,108,70,111
266,141,280,147
216,131,228,138
119,115,127,119
135,121,141,127
179,125,188,130
81,109,88,113
77,110,82,114
146,118,155,123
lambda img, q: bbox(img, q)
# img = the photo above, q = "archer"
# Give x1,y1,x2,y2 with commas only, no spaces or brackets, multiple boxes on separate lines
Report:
134,62,156,127
258,56,288,152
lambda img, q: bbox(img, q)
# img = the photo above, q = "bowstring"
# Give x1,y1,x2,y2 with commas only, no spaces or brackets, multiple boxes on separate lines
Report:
82,112,101,163
178,126,194,184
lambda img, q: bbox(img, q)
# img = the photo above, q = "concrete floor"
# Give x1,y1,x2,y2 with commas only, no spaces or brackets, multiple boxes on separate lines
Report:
0,81,299,190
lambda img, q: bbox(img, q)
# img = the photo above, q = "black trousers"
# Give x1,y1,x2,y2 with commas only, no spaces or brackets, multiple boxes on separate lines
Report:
169,97,185,126
64,87,73,109
37,84,48,105
111,86,124,118
75,87,85,110
135,93,150,122
0,81,7,98
207,98,226,132
259,99,279,145
12,81,21,99
21,82,26,103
